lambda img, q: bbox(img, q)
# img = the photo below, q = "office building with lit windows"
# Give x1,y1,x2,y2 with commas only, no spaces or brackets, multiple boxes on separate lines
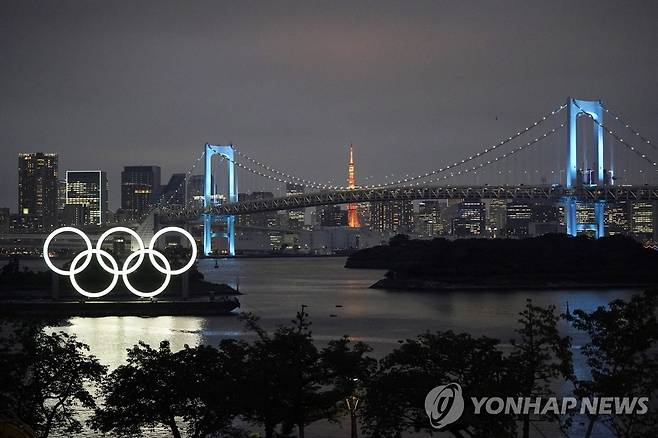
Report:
505,202,532,237
370,200,414,233
17,152,59,227
453,201,486,237
605,202,630,236
66,171,108,225
631,202,654,241
120,165,161,219
286,183,305,230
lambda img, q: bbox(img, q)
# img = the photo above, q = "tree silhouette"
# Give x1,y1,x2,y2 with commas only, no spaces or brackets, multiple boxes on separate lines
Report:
0,321,106,437
320,337,376,438
508,299,573,437
91,340,250,437
566,290,658,437
360,331,517,438
240,310,375,438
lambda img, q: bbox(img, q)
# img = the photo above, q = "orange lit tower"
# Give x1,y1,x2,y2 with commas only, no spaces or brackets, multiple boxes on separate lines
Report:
347,144,361,228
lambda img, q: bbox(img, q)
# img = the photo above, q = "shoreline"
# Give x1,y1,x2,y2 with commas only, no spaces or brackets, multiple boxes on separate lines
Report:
370,277,656,291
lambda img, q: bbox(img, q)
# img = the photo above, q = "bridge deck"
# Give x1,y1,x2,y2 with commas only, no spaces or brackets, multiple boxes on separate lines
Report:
161,185,658,219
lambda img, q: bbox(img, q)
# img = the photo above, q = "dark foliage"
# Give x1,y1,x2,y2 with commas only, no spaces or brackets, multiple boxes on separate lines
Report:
0,321,106,437
90,340,250,438
360,331,518,438
566,290,658,437
346,234,658,285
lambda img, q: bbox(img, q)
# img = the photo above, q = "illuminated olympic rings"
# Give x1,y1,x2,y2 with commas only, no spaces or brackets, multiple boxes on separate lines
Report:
43,226,197,298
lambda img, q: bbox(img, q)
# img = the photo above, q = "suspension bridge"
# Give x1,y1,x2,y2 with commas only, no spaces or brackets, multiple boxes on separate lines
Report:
143,97,658,256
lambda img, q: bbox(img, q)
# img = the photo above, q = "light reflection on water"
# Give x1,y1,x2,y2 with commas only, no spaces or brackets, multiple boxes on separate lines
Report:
47,257,636,437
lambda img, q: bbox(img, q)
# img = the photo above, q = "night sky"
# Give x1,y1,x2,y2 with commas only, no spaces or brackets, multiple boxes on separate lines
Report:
1,0,657,210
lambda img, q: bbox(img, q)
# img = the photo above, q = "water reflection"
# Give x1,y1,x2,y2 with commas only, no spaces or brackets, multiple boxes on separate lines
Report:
54,316,204,369
51,257,637,376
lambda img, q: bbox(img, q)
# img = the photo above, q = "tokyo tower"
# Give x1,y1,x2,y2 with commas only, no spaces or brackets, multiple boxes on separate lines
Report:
347,144,361,228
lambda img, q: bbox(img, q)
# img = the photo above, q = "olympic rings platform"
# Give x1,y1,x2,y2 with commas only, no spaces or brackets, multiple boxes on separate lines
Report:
0,297,240,317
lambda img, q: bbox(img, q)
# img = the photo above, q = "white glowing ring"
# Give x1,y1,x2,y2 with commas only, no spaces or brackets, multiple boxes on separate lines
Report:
43,226,197,299
148,227,197,275
43,227,93,276
95,227,145,275
69,248,120,298
122,249,172,298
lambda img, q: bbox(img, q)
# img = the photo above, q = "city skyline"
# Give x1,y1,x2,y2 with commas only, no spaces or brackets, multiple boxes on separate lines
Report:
1,1,657,211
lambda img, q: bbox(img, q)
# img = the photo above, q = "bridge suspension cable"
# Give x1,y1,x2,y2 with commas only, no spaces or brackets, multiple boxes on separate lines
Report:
152,149,207,216
601,104,657,152
233,148,336,190
423,123,566,184
231,102,567,190
369,103,567,188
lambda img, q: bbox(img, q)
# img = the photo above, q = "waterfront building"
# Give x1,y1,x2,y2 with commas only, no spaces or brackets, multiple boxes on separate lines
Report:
161,173,187,206
237,192,278,228
0,208,9,233
605,202,630,236
416,200,445,237
286,183,305,230
505,202,532,237
370,200,414,233
66,170,108,225
358,202,372,229
453,200,486,237
120,165,161,219
18,152,59,227
320,205,348,227
61,203,88,227
488,199,507,237
57,179,67,216
631,201,654,241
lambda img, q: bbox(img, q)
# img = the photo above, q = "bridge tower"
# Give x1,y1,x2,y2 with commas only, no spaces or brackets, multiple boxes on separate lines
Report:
204,144,237,256
565,97,608,238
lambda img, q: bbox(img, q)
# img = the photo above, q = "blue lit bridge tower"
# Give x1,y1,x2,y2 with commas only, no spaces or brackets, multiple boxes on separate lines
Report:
565,97,610,238
204,144,237,256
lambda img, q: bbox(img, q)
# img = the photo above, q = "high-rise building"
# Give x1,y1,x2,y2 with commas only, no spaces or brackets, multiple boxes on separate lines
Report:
120,166,161,219
17,153,59,227
286,183,305,230
66,171,108,225
370,201,414,233
237,192,277,228
186,174,214,207
161,173,187,206
346,144,360,228
631,202,654,241
57,180,67,215
605,202,630,236
453,201,486,237
531,204,560,223
416,201,445,237
505,202,532,237
320,205,348,227
358,202,372,229
488,199,507,237
576,203,596,226
528,203,562,236
0,208,9,232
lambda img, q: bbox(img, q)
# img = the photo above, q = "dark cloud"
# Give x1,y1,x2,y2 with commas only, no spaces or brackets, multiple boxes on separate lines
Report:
1,0,656,209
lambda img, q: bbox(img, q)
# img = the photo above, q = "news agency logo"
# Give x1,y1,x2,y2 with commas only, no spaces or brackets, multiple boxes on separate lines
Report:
425,383,650,430
424,383,465,429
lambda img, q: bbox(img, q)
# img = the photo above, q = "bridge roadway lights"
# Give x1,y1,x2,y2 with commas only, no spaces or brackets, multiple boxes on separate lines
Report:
204,144,237,256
